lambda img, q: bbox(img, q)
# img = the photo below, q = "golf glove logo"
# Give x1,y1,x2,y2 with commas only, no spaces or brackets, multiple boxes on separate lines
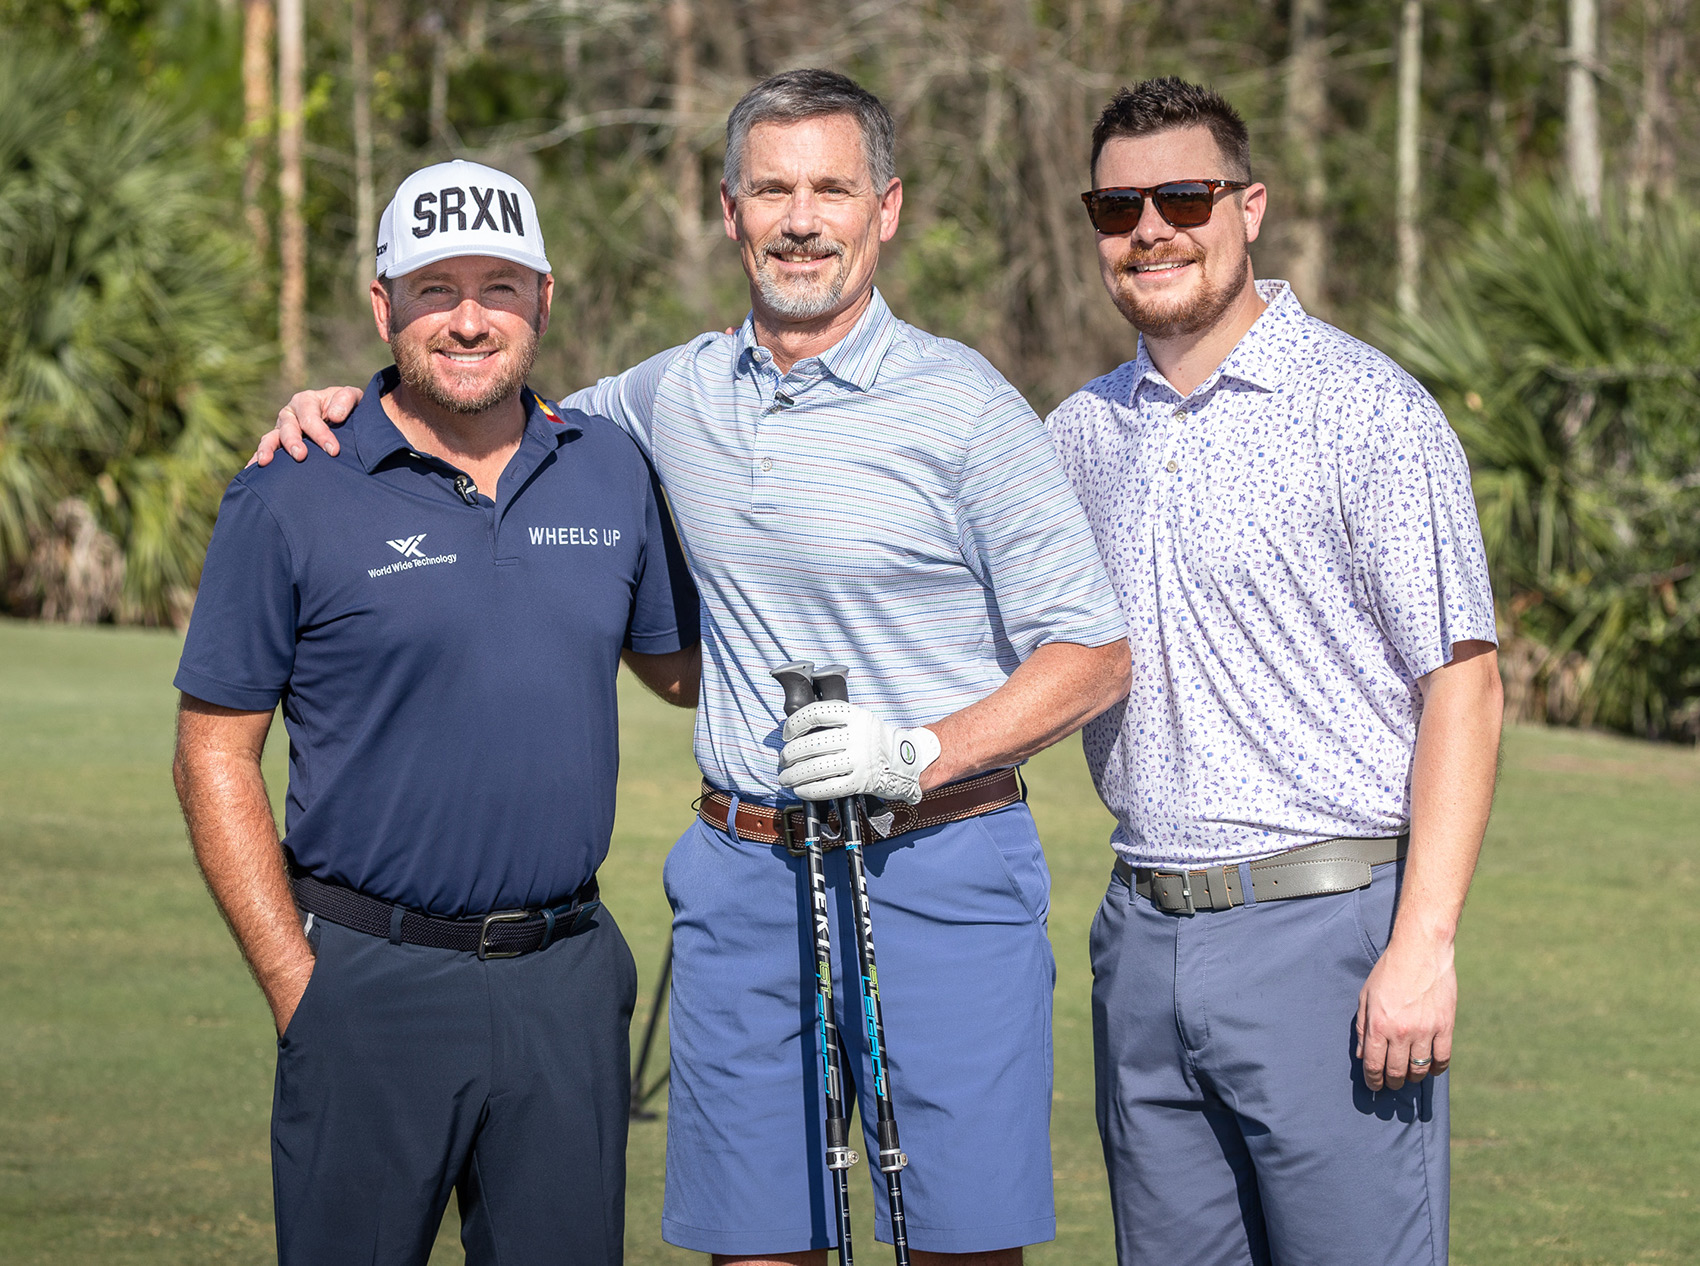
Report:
778,700,942,805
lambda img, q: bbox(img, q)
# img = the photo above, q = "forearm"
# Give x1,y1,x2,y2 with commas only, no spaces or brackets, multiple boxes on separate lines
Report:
173,707,313,1019
922,638,1130,788
622,644,701,708
1392,642,1504,951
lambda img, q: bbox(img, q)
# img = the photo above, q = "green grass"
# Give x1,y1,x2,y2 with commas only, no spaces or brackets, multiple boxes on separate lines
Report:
0,618,1695,1264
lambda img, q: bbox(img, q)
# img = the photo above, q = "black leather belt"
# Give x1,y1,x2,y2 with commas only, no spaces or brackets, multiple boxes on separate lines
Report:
291,872,601,959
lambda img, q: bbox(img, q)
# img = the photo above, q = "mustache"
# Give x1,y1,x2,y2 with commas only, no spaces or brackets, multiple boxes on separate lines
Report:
762,234,845,259
1113,245,1204,274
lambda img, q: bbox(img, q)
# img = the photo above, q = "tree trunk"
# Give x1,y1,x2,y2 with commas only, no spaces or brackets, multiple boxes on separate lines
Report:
277,0,306,386
666,0,709,320
351,0,375,296
1566,0,1602,217
1395,0,1422,318
428,7,450,148
241,0,274,258
1283,0,1328,311
1630,0,1687,215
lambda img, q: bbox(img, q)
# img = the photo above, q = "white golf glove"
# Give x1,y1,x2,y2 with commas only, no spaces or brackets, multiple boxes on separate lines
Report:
778,701,942,805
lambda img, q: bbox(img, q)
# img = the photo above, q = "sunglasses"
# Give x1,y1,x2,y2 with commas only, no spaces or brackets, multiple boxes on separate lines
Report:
1080,180,1251,234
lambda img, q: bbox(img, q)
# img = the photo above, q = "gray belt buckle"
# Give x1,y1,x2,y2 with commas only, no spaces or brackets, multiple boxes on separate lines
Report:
478,909,531,960
1152,869,1197,915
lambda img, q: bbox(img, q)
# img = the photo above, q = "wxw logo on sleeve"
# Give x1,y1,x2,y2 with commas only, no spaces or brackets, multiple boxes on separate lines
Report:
387,534,428,559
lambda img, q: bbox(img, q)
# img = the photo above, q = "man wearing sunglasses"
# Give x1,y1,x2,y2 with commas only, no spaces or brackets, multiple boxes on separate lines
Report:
1049,79,1503,1265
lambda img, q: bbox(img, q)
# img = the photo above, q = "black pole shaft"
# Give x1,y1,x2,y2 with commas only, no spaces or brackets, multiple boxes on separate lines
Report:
809,663,910,1266
836,797,911,1266
773,662,856,1266
629,935,672,1119
805,799,857,1266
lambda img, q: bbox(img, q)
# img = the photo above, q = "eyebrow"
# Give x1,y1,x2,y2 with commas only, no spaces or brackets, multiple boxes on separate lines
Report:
408,268,528,287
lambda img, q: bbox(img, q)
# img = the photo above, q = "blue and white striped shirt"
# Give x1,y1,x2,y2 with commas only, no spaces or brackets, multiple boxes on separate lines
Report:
564,290,1127,799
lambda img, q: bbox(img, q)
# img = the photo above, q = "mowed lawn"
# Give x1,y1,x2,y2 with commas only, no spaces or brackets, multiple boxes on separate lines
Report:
1,618,1696,1265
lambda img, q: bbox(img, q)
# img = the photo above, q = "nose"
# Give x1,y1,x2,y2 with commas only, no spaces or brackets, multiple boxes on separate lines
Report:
1132,193,1176,246
448,298,494,342
779,187,824,238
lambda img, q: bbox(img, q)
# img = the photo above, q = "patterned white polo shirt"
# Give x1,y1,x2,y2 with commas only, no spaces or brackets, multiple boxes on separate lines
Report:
1046,281,1496,868
564,289,1127,800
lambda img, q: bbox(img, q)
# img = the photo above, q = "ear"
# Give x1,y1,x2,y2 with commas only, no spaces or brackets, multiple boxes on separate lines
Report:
877,177,903,244
1240,182,1268,245
721,180,740,242
370,278,394,342
536,272,555,338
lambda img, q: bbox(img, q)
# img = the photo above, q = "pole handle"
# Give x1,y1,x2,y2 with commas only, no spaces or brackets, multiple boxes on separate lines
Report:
813,663,850,703
771,660,818,715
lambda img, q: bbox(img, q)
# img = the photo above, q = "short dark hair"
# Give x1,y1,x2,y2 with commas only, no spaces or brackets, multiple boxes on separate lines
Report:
724,68,896,192
1090,78,1251,183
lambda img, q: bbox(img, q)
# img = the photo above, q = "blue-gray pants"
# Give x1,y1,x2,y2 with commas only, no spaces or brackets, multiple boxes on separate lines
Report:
1091,859,1448,1266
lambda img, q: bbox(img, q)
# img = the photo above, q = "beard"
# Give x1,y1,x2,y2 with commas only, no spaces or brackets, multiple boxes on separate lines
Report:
751,233,849,320
1106,243,1248,340
393,321,540,415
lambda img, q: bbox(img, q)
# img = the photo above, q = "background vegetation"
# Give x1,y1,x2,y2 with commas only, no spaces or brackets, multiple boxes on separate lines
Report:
0,0,1695,734
2,621,1696,1264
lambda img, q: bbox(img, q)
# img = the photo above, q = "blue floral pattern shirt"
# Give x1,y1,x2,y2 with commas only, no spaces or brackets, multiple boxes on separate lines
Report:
1046,281,1497,868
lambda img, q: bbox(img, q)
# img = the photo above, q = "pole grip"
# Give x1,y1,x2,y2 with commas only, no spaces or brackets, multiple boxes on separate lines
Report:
771,660,818,716
813,663,850,704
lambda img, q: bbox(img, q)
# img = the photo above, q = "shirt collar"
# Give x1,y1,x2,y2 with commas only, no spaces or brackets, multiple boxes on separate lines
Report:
734,288,900,391
350,366,580,473
1126,278,1304,404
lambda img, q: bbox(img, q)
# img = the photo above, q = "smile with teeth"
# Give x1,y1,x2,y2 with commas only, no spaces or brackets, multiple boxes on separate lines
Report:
438,349,498,363
1130,260,1193,274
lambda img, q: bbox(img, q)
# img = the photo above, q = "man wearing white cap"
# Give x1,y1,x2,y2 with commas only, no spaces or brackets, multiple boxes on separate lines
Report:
173,159,700,1265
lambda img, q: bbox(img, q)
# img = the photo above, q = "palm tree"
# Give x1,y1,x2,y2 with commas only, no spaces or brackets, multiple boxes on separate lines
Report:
1384,186,1700,739
0,43,269,625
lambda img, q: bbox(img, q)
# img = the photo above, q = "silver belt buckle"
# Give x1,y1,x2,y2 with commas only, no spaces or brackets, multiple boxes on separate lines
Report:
1151,868,1198,915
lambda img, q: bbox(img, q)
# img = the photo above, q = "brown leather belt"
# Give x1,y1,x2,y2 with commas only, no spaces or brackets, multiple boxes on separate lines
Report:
697,768,1025,854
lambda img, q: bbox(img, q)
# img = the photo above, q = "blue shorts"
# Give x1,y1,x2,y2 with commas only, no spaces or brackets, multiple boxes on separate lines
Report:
660,802,1058,1256
1092,858,1449,1266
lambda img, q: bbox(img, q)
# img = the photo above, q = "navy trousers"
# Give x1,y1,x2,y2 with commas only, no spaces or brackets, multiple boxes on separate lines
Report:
273,905,636,1266
1091,860,1448,1266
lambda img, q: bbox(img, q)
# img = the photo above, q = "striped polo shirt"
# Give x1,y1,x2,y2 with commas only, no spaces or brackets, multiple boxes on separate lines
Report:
563,289,1127,800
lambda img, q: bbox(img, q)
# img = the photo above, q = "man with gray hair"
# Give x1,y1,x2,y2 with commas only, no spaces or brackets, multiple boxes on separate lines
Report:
259,69,1131,1266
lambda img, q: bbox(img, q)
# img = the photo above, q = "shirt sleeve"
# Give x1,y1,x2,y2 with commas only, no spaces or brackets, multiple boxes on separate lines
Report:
625,456,701,655
174,479,299,711
1345,383,1498,680
557,345,681,462
956,382,1129,657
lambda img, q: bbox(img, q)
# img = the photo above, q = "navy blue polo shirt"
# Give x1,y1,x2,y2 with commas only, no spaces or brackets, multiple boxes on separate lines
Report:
176,368,699,917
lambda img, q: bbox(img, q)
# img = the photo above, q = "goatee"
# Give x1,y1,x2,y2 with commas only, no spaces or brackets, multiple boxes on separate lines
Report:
1108,248,1247,340
394,326,540,415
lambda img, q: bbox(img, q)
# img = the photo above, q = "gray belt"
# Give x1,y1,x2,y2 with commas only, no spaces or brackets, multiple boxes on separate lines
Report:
1114,834,1409,915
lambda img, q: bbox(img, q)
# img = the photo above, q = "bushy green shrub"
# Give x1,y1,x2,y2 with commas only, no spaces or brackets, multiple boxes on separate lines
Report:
1387,187,1700,739
0,41,267,625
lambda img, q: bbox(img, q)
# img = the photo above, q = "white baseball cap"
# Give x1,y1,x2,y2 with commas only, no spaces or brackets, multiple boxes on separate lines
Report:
375,159,551,279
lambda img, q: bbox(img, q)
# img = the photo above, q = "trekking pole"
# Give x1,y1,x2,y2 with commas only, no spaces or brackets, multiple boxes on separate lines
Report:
629,935,672,1120
810,664,912,1266
772,660,858,1266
